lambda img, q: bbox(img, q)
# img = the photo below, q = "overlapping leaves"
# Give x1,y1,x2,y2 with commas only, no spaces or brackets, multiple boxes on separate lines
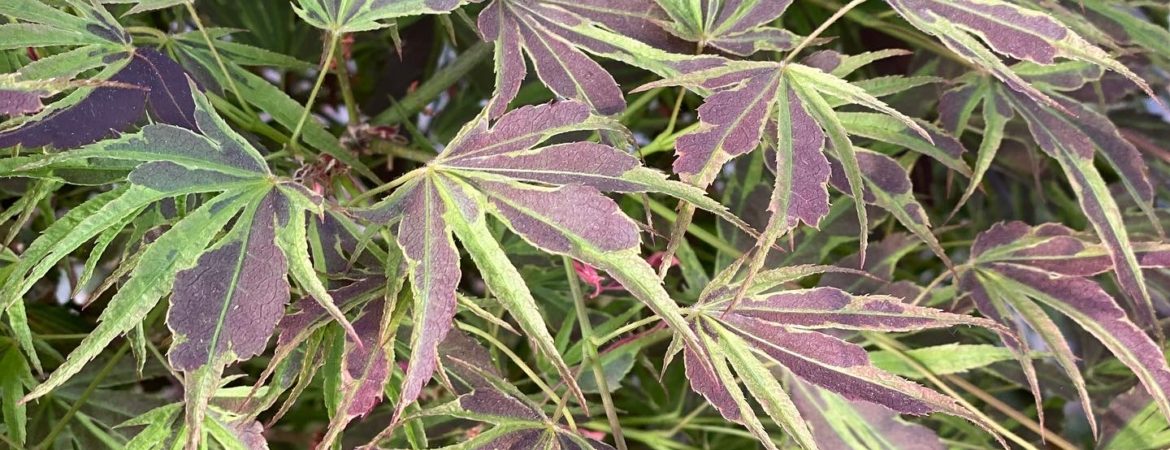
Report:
477,0,700,117
354,99,749,422
0,0,199,150
653,0,805,55
676,264,1010,449
422,354,614,449
641,53,960,303
941,62,1163,335
293,0,472,33
0,87,359,448
961,221,1170,434
886,0,1155,108
790,377,948,450
3,1,1170,449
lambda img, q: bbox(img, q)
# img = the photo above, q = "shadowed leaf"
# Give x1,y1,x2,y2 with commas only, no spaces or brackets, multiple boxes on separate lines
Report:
0,48,197,150
964,221,1170,433
1099,386,1170,450
1000,86,1161,333
421,360,615,449
829,150,951,267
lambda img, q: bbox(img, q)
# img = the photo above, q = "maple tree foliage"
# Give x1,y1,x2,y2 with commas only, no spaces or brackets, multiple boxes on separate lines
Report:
2,1,1170,450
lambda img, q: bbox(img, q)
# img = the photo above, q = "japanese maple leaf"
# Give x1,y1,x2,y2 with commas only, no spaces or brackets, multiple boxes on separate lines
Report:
478,0,629,116
961,221,1170,435
940,62,1162,335
674,264,1014,449
2,88,360,448
422,358,615,449
353,100,748,422
641,52,965,308
545,0,805,56
0,1,198,149
649,0,802,55
885,0,1154,108
293,0,473,33
477,0,710,118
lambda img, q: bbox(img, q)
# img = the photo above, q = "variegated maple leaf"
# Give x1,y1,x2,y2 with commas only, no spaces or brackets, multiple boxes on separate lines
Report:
0,0,198,149
674,264,1012,449
353,100,749,422
791,377,947,450
1,88,361,448
941,61,1163,336
477,0,706,117
293,0,472,33
421,357,615,449
886,0,1155,108
961,221,1170,435
583,0,802,56
654,0,801,55
479,0,627,116
641,51,964,307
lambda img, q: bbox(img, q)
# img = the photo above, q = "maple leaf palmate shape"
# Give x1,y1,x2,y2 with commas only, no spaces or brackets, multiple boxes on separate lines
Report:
542,0,802,56
352,100,748,423
423,357,616,449
680,265,1018,450
640,57,960,317
478,0,629,117
961,222,1170,435
938,61,1163,339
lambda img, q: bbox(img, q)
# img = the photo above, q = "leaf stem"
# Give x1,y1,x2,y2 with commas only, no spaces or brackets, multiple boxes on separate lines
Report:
457,322,578,431
945,374,1077,450
801,0,974,68
333,35,361,129
0,428,19,449
183,1,252,115
34,300,169,449
207,93,291,145
289,31,341,158
783,0,868,65
345,166,426,206
562,256,628,450
125,26,168,42
664,403,708,436
35,344,129,450
368,141,436,164
643,196,742,258
638,123,699,156
910,269,955,306
594,315,662,345
867,333,1073,450
619,87,663,123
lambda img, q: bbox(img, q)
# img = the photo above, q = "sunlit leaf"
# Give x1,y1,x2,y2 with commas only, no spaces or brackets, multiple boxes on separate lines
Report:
886,0,1155,106
293,0,472,33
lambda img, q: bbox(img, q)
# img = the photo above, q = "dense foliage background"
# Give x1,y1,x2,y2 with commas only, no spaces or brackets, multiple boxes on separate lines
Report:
2,0,1170,449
